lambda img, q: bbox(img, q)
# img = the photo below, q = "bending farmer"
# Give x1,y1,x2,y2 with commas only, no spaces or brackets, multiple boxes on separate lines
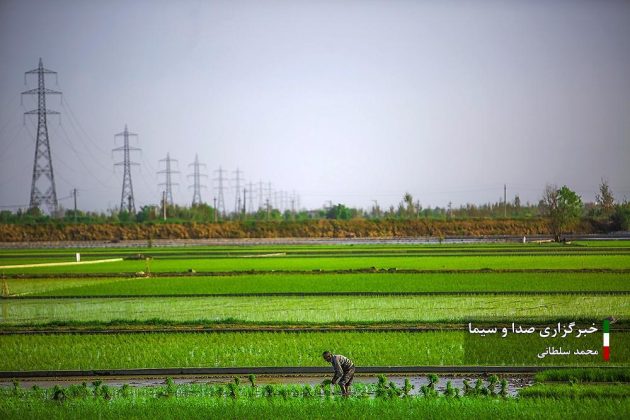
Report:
322,351,355,396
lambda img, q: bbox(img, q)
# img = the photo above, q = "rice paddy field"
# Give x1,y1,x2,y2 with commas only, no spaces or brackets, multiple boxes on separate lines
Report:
1,239,629,418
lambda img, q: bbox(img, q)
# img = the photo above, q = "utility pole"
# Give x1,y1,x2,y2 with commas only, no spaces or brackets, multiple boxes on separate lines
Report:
188,154,207,206
232,168,244,215
162,191,167,220
504,184,507,218
242,187,247,216
213,167,227,217
113,124,140,214
22,58,62,214
213,197,218,222
157,153,179,206
72,188,78,222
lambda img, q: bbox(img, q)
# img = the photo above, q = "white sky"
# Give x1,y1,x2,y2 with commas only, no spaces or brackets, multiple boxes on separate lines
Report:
1,0,629,212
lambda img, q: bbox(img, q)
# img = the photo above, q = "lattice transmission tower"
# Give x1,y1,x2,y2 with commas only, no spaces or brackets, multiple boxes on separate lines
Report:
213,167,227,216
22,58,62,214
188,154,207,206
232,168,244,214
157,153,179,206
113,124,140,213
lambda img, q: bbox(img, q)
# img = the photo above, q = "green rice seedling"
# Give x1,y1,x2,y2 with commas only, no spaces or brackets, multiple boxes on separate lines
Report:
420,385,438,398
388,382,402,398
428,374,439,390
444,381,459,398
233,377,240,386
248,374,256,388
499,380,508,397
162,377,176,397
100,385,113,400
462,379,472,396
11,380,20,397
487,375,499,396
66,383,90,399
278,387,290,400
51,385,66,402
302,384,315,398
91,380,104,398
212,385,226,398
321,383,332,397
120,384,132,398
376,375,389,398
263,384,274,398
227,383,239,399
402,378,414,397
352,383,370,398
474,378,484,396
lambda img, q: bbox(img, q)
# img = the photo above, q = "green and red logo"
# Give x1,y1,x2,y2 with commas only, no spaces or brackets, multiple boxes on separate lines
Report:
603,319,610,361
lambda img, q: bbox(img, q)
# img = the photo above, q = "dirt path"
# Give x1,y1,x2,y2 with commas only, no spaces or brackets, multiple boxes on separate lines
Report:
0,258,123,269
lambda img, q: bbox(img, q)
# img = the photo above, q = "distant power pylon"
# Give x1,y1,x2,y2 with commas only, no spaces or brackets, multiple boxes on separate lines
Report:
188,154,207,206
232,168,244,214
266,182,273,209
157,153,179,206
213,167,227,216
258,181,264,210
246,181,255,213
22,58,62,214
113,124,140,213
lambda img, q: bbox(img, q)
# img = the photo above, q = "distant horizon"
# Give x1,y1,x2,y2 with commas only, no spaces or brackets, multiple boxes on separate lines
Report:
1,0,629,213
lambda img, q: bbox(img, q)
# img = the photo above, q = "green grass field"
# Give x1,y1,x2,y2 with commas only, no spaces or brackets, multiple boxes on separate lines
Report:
2,391,628,420
1,330,626,371
3,253,630,274
3,272,628,297
1,240,629,418
2,294,627,324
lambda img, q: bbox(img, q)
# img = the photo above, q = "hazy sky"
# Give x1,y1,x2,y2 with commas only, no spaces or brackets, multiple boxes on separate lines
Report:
1,0,629,213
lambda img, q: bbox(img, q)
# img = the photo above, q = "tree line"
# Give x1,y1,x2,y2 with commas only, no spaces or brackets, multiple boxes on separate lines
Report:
1,181,628,238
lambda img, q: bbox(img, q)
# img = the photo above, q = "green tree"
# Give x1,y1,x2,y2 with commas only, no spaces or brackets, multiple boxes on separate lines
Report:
611,202,630,231
541,184,583,241
403,192,415,219
326,204,353,220
595,179,615,217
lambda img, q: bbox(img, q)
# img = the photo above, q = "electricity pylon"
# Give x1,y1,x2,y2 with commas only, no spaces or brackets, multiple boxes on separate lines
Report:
22,58,61,214
113,124,140,213
157,153,179,206
188,154,207,206
213,167,227,217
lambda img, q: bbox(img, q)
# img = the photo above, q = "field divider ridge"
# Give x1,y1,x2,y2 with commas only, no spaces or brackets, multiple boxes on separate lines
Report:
4,291,630,299
1,365,618,379
4,267,630,279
